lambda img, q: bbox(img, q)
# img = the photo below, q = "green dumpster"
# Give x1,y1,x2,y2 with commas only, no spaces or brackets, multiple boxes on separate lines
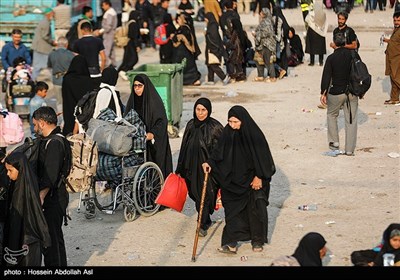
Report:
127,59,185,138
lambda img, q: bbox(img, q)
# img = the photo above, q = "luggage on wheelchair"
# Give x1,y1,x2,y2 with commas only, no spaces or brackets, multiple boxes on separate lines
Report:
86,108,146,157
90,107,146,182
96,152,143,182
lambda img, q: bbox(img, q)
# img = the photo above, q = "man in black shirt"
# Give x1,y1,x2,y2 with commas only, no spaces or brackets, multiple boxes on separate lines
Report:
33,106,69,266
320,32,358,156
330,11,359,51
73,22,106,79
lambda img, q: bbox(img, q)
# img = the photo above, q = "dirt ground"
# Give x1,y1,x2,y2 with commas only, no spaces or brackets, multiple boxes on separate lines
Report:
5,6,399,270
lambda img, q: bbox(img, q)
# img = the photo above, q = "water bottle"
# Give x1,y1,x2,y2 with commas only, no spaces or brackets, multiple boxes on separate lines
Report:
298,204,318,211
383,253,395,266
380,34,385,47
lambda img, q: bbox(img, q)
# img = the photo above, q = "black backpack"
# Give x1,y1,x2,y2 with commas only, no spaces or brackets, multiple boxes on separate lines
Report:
74,88,100,131
348,51,371,98
74,86,114,130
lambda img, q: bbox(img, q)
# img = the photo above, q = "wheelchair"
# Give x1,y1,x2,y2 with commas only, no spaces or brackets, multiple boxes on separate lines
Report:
77,149,164,222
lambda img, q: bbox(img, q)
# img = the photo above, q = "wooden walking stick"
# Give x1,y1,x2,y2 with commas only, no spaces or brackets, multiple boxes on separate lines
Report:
191,172,209,262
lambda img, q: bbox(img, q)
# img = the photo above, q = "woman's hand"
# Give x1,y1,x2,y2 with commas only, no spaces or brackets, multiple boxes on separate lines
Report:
202,163,211,174
146,132,154,141
250,176,262,190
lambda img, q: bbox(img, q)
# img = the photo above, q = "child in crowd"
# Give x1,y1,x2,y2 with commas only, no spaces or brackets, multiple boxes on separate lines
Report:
351,223,400,266
29,81,48,136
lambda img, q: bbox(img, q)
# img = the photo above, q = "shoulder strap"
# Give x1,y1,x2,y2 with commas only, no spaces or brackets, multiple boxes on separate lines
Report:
45,133,65,150
100,85,122,118
45,133,71,182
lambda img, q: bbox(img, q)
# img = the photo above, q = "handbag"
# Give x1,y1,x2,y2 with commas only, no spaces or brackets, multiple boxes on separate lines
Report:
86,118,136,156
208,51,220,65
253,51,264,65
155,173,188,212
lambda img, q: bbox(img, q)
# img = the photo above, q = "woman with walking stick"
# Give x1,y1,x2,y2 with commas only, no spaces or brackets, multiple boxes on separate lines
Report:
202,105,276,254
176,98,223,237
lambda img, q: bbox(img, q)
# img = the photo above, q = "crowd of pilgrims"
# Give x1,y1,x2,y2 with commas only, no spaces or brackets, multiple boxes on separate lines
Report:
119,0,304,85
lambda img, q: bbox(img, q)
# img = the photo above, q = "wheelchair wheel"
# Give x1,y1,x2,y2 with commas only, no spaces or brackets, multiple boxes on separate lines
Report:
132,161,164,217
93,181,120,211
123,204,138,222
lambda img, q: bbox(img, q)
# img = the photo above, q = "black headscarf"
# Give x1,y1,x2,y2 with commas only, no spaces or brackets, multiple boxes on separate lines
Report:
272,5,290,39
64,54,90,77
101,66,118,86
130,75,145,120
228,105,275,180
230,18,246,50
163,12,173,25
129,10,140,22
205,12,217,25
4,152,51,264
208,105,275,195
125,74,173,178
193,97,212,127
374,223,400,266
292,232,327,266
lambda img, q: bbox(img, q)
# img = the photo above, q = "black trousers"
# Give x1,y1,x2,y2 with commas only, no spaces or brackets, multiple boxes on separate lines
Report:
207,64,226,82
310,54,324,65
43,205,67,266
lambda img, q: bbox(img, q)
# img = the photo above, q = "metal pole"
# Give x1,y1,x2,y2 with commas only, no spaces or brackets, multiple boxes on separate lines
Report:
191,172,209,262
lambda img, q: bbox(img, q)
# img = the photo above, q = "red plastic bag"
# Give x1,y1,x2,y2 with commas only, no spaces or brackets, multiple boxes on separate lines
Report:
155,173,188,212
215,189,223,210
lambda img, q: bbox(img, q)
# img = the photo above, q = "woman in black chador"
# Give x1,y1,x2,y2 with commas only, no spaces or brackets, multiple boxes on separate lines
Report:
125,74,172,179
171,13,201,86
3,152,51,266
203,105,276,254
225,18,247,82
287,27,304,66
176,98,223,237
159,13,176,64
62,55,99,135
204,12,229,85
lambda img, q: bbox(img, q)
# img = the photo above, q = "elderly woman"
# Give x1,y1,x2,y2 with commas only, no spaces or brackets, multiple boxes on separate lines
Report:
202,105,276,254
176,98,223,237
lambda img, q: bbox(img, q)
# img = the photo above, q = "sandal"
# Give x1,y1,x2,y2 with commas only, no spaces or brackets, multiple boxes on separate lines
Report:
252,77,264,82
217,245,237,254
192,80,201,86
384,100,400,105
252,245,264,252
265,78,277,83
